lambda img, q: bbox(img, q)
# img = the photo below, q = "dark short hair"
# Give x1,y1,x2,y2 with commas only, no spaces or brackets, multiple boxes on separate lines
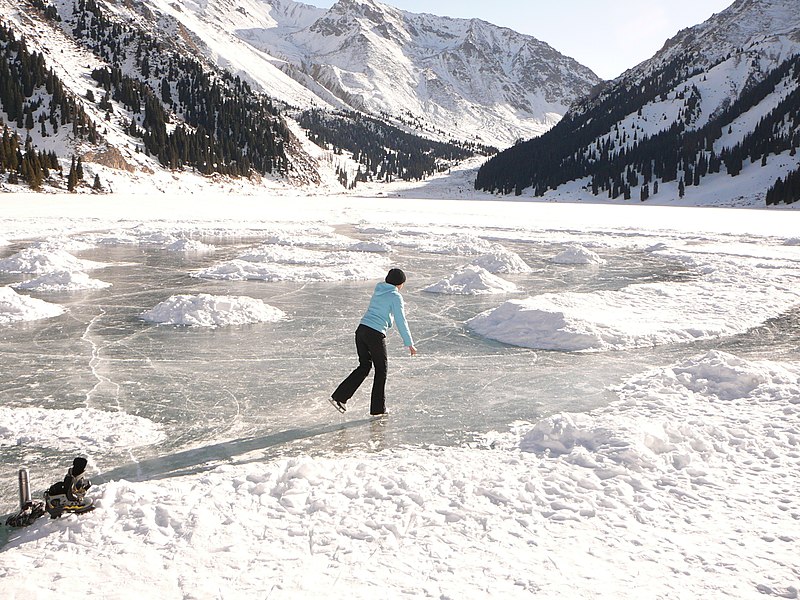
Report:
385,268,406,286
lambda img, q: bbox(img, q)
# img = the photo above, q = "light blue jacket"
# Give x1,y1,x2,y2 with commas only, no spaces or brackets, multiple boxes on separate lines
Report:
360,282,414,347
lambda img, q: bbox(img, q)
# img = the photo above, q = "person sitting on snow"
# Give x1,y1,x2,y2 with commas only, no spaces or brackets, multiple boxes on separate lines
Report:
44,456,92,518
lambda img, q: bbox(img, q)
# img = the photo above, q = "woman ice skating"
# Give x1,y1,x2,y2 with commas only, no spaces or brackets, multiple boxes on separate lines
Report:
331,268,417,416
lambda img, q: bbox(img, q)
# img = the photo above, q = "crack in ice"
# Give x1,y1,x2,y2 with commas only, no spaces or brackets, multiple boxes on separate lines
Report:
80,308,121,410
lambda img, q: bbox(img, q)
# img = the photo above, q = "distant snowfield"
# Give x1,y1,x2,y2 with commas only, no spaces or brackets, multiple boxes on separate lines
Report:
0,193,799,599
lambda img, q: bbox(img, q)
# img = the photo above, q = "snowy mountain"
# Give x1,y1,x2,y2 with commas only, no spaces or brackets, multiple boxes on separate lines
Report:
0,0,600,193
476,0,800,206
0,0,313,193
130,0,601,148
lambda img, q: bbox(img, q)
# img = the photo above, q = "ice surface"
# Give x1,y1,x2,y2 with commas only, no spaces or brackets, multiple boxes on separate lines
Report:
165,238,216,253
194,245,389,282
2,350,797,599
0,195,798,599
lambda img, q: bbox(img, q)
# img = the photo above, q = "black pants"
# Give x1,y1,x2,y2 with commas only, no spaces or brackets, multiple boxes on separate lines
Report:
332,324,388,414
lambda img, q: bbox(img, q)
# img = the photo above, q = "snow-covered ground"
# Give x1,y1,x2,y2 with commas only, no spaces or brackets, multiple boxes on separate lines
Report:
0,193,798,599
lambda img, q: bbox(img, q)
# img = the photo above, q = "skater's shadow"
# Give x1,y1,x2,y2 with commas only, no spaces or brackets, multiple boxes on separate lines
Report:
95,419,374,485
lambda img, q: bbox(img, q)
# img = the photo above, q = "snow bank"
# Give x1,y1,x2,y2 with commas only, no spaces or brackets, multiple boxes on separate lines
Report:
381,230,500,255
165,238,216,253
2,351,796,599
195,245,388,282
13,270,111,292
0,406,165,452
348,240,391,253
140,294,285,327
423,265,518,295
551,244,605,265
0,246,105,274
33,237,97,254
262,227,361,249
0,286,64,324
468,251,800,351
471,249,531,273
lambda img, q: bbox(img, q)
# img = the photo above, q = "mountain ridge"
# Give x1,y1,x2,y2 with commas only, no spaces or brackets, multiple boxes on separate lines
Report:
475,0,800,206
146,0,601,148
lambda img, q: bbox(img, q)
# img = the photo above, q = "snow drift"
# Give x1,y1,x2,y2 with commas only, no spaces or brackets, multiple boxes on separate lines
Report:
140,294,286,327
1,351,796,599
0,406,165,452
0,286,64,324
13,270,111,292
423,265,518,295
0,247,105,274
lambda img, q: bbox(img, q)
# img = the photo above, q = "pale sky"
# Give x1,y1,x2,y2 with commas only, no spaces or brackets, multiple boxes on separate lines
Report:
306,0,734,79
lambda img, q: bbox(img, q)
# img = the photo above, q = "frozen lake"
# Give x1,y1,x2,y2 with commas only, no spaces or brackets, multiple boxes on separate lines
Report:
1,214,798,502
1,196,799,599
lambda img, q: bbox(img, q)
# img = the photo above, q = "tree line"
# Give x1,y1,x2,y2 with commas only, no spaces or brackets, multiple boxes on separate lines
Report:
0,19,96,190
298,109,493,187
66,0,291,177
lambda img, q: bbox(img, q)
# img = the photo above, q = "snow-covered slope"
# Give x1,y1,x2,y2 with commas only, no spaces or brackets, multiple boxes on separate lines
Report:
136,0,601,148
476,0,800,206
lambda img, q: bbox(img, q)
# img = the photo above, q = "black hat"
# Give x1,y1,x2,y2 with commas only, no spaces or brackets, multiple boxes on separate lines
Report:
72,457,88,476
385,268,406,286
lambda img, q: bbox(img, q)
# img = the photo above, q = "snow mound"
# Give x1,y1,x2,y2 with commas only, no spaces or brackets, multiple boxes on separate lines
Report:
165,239,216,253
423,266,518,295
349,240,392,253
471,249,531,273
13,270,112,292
196,246,388,282
467,257,800,351
0,286,64,324
387,231,498,255
262,227,360,249
0,247,105,274
521,350,800,491
33,237,96,253
551,245,605,265
141,294,286,327
520,413,617,456
0,406,165,452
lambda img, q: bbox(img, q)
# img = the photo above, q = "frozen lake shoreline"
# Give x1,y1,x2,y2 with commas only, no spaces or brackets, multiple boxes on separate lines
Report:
0,194,798,599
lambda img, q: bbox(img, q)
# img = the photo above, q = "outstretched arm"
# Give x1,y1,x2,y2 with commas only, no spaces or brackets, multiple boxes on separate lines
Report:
393,295,414,348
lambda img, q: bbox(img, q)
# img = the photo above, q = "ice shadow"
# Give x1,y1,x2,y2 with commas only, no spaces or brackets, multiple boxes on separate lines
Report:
95,419,375,485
